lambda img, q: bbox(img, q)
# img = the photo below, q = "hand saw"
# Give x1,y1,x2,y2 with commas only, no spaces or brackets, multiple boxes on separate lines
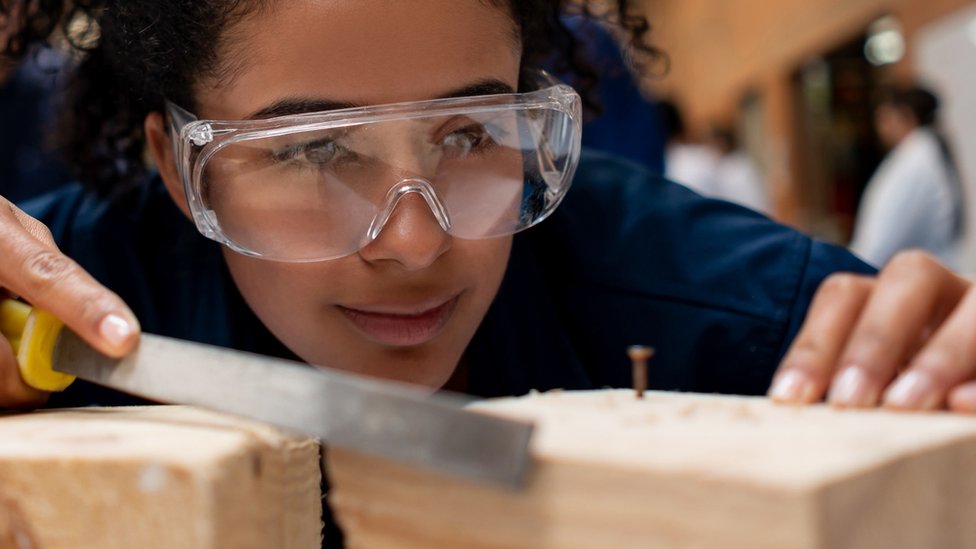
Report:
0,298,533,488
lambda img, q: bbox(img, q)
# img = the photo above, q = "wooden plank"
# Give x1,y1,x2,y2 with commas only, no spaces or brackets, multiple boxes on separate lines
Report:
0,406,322,549
328,389,976,548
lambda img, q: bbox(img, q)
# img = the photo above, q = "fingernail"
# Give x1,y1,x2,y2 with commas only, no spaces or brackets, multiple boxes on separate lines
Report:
828,367,879,407
884,371,939,410
99,314,134,349
768,370,816,403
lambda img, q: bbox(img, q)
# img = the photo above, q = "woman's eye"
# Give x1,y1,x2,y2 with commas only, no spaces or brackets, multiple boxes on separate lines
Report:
441,126,494,158
303,141,338,164
274,139,342,166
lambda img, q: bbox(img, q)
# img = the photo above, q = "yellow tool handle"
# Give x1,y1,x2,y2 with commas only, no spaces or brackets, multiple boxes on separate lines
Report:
0,298,76,391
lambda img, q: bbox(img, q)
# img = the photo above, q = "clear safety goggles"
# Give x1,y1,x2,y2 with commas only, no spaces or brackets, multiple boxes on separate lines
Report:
167,75,582,262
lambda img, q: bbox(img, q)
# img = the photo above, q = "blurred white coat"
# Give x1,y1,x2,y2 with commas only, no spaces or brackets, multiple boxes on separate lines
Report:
849,127,961,269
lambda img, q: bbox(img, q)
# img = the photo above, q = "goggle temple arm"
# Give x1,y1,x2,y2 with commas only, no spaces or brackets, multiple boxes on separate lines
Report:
165,101,199,134
163,101,200,175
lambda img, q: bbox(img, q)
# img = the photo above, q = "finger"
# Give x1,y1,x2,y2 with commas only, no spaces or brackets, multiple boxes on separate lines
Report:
8,201,58,247
830,252,968,408
768,273,874,404
0,203,140,358
947,381,976,414
884,284,976,411
0,325,49,409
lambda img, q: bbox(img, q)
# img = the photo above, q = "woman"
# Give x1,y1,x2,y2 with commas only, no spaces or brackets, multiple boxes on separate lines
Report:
1,0,975,416
850,85,964,269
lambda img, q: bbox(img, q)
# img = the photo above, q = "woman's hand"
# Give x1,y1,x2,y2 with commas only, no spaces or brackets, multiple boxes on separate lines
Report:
769,250,976,412
0,197,140,408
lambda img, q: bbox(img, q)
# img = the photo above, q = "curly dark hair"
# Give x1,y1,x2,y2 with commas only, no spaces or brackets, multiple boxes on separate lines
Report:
1,0,665,195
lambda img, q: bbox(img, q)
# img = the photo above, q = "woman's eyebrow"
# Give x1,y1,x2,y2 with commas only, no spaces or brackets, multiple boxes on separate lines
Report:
248,99,358,119
438,80,515,99
246,79,515,120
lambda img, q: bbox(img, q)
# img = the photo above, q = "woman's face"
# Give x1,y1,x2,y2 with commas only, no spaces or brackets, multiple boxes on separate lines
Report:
158,0,521,387
874,103,915,150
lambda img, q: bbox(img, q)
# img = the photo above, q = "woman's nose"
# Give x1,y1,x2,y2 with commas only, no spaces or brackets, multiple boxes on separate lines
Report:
358,191,452,270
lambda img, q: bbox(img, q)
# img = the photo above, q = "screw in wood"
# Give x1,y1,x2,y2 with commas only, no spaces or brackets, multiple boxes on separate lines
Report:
627,345,654,399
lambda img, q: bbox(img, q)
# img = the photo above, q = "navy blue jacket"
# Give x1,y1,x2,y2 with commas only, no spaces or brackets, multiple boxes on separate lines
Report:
21,150,873,408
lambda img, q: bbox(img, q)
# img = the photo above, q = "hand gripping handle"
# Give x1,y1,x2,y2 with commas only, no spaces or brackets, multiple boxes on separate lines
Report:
0,298,75,391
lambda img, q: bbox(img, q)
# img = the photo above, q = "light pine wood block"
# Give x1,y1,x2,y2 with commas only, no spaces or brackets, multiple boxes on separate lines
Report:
328,390,976,549
0,406,322,549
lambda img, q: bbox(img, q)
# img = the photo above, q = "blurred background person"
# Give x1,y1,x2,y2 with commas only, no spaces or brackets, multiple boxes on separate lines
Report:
659,98,719,194
704,123,771,214
848,85,964,268
660,99,771,214
0,1,69,202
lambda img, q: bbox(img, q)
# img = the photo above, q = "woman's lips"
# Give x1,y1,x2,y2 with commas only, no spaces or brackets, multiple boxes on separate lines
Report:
338,295,459,347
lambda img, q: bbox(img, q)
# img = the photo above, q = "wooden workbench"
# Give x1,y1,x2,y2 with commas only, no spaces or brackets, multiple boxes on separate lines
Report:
5,391,975,548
